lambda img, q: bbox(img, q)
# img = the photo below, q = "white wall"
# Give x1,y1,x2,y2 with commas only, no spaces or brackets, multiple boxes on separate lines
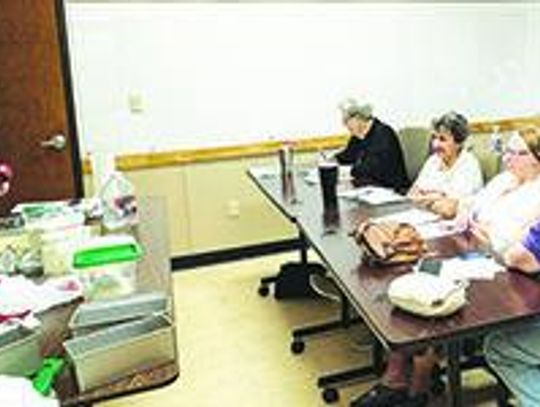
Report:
66,3,540,154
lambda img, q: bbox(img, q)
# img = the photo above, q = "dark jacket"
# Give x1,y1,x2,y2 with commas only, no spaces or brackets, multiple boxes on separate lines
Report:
335,118,410,192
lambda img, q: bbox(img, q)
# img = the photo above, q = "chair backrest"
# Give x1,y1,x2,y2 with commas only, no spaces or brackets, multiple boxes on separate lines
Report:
397,127,431,182
397,127,508,185
463,132,505,183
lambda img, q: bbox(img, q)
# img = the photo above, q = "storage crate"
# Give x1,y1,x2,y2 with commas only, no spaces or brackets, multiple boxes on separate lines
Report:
73,235,142,300
0,326,41,376
64,314,174,391
69,292,168,336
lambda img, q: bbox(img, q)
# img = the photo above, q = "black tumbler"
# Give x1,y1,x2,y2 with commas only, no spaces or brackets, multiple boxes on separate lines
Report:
318,163,339,211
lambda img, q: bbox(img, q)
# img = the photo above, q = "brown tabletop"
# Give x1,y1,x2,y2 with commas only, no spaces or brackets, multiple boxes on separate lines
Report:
38,197,178,406
249,166,540,406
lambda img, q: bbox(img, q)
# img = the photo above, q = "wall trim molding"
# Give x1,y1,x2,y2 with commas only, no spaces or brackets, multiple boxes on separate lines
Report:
82,115,540,174
170,238,302,271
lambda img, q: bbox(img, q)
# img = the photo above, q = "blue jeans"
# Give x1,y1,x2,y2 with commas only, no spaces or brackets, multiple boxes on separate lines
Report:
484,320,540,407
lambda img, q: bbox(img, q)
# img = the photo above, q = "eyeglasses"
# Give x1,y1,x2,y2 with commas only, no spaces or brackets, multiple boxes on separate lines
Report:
503,147,530,156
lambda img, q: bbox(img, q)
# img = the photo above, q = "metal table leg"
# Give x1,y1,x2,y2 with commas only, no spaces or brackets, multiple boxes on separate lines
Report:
447,340,463,407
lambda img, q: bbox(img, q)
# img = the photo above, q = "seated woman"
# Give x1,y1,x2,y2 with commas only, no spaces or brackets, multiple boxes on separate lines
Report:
352,126,540,407
466,126,540,253
484,221,540,407
408,111,483,219
334,98,410,192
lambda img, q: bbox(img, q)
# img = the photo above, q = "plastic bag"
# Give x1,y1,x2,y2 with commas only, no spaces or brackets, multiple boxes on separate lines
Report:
99,172,138,231
388,272,467,317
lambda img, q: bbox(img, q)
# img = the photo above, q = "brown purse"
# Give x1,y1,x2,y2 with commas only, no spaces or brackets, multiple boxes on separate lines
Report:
352,220,426,266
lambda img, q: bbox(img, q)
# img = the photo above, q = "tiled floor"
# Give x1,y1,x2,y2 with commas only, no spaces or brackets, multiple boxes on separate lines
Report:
98,252,500,407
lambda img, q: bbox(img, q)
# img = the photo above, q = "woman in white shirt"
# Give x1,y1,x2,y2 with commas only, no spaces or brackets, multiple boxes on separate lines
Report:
467,126,540,253
352,113,483,407
408,111,483,219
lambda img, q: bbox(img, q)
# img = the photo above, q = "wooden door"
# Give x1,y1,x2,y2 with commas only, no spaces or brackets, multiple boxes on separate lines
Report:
0,0,82,215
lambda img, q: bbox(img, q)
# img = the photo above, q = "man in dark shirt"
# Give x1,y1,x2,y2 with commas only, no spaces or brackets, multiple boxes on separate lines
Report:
334,99,410,192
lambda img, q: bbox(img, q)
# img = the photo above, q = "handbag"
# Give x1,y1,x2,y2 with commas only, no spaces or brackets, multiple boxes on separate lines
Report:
352,220,426,266
387,272,467,317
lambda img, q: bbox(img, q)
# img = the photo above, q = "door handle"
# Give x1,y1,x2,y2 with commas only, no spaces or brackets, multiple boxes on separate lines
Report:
40,134,67,151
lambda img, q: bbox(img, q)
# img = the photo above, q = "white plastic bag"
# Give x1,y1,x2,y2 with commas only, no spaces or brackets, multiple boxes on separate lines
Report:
99,172,138,231
387,272,467,317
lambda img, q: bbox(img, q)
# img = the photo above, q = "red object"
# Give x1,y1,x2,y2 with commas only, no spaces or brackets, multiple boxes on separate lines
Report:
0,162,13,196
0,162,13,183
0,309,31,323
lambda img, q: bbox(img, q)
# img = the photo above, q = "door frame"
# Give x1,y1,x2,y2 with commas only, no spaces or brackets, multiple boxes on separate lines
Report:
55,0,84,198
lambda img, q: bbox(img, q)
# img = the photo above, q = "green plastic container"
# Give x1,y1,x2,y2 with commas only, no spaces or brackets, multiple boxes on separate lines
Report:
73,235,142,300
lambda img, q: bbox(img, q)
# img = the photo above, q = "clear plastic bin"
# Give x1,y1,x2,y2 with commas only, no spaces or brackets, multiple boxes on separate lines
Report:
64,314,174,391
0,326,41,376
69,292,168,336
72,235,142,301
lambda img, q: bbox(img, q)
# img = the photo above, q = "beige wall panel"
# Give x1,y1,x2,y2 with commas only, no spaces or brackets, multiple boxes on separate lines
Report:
83,151,318,257
82,174,93,197
185,158,296,253
124,167,190,256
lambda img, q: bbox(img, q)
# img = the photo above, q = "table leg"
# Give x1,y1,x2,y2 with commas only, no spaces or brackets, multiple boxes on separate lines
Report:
299,229,308,264
340,292,351,326
447,340,462,407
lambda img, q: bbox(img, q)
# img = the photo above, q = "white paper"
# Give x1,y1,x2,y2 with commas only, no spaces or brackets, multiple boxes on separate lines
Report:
372,207,440,226
439,256,504,281
304,166,352,185
338,186,408,205
0,376,59,407
415,220,464,240
0,275,83,318
249,166,276,179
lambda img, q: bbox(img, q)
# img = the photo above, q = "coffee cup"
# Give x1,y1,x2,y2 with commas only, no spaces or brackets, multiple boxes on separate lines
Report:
318,162,339,211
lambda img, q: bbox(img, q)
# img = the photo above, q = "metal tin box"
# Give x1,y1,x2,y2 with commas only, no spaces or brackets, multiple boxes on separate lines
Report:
64,314,174,391
0,326,41,376
68,291,168,336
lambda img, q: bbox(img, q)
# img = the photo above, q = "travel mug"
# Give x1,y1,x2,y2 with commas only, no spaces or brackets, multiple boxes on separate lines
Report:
318,162,339,211
278,143,296,202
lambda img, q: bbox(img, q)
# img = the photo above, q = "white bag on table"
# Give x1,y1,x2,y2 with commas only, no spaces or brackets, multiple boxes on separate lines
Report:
387,272,467,317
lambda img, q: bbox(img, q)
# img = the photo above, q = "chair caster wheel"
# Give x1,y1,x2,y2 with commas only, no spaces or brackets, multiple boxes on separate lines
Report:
258,285,270,297
322,387,339,403
291,339,305,354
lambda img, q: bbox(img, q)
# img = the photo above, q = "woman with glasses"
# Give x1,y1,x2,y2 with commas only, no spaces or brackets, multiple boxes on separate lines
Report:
466,126,540,253
408,111,483,219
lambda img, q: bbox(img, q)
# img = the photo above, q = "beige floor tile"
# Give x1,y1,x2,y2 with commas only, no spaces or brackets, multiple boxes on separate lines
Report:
97,252,500,407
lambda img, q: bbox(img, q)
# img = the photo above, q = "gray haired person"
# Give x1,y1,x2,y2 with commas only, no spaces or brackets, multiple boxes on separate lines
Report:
408,111,483,219
334,98,410,192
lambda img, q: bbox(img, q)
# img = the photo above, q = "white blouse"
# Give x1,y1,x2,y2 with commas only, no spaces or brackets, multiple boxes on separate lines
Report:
470,171,540,253
413,150,483,199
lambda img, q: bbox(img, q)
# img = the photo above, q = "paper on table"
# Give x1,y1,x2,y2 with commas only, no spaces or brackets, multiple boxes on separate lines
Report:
372,207,440,226
415,220,464,240
439,256,504,281
249,167,276,179
0,275,82,317
304,166,352,185
338,186,408,205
